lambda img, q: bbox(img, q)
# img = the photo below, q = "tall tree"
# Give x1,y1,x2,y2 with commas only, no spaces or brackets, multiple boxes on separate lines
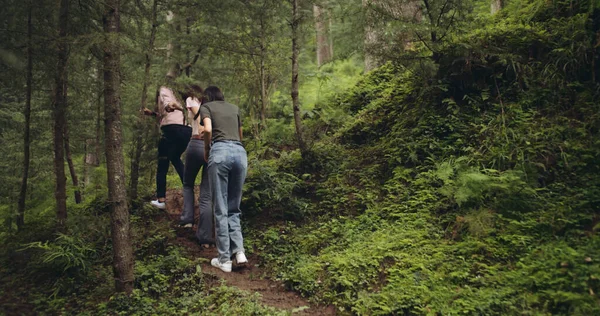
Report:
291,0,307,157
130,0,158,202
103,0,134,293
259,6,269,129
17,1,33,230
314,4,333,67
53,0,70,231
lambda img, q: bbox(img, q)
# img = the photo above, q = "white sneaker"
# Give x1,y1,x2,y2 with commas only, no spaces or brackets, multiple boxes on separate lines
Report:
235,252,248,265
150,200,166,210
211,258,232,272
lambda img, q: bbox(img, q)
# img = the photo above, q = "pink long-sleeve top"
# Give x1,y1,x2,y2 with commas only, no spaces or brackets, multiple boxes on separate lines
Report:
157,86,185,126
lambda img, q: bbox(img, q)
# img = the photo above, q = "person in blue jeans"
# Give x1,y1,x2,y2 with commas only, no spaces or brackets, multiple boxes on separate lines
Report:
200,86,248,273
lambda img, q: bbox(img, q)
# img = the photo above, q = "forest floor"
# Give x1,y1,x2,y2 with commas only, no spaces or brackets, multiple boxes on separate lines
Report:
162,189,336,315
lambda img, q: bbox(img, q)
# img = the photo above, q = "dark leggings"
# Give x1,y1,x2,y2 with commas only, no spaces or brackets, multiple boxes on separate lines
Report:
157,124,192,198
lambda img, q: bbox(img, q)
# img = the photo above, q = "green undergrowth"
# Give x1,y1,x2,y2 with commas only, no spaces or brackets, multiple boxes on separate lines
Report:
246,1,600,315
0,196,288,315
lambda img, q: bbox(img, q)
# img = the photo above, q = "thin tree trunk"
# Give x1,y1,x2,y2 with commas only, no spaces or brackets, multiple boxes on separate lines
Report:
63,125,81,204
291,0,307,157
328,14,334,59
96,62,103,167
260,55,267,128
185,16,191,77
314,4,331,67
130,0,158,202
259,17,268,130
17,2,33,230
103,0,134,294
53,0,69,231
84,66,102,191
83,142,89,187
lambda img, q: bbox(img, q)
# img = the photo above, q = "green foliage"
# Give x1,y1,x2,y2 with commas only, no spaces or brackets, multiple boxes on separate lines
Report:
244,155,309,220
23,233,96,277
98,248,288,315
2,0,600,315
249,1,600,315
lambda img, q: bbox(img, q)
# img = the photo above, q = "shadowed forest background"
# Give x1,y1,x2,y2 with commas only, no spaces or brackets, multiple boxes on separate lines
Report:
1,0,600,314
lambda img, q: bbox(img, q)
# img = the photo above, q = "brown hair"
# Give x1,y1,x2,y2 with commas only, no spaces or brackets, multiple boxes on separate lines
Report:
181,84,204,101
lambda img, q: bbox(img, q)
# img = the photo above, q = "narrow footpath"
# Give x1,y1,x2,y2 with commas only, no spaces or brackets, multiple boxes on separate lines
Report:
163,189,336,315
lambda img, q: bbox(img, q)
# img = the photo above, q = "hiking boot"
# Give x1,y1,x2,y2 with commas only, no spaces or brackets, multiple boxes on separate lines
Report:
235,252,248,265
211,258,232,273
178,222,193,228
150,200,166,210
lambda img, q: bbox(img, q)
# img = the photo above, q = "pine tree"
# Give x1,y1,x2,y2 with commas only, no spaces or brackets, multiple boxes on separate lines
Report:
103,0,134,293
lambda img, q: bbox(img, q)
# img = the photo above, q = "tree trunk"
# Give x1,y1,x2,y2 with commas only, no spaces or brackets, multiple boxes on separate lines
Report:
260,53,268,128
363,0,378,72
17,2,33,230
259,17,268,130
165,10,180,78
63,125,81,204
314,4,332,67
53,0,69,231
491,0,504,15
103,0,134,294
185,16,191,77
84,65,102,190
328,15,334,59
291,0,307,157
96,63,103,166
130,0,158,202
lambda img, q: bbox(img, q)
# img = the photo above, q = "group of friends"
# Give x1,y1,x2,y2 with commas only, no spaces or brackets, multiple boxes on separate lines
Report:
142,81,247,273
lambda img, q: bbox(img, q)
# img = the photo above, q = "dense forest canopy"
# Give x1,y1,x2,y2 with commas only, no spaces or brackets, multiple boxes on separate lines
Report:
1,0,600,314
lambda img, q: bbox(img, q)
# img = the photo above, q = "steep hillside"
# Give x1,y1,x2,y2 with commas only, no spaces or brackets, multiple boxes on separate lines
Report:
246,2,600,314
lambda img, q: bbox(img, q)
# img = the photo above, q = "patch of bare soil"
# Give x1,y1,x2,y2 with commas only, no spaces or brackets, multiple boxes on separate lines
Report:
163,189,336,315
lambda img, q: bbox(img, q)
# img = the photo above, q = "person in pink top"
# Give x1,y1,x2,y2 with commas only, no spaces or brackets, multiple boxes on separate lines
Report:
143,83,192,209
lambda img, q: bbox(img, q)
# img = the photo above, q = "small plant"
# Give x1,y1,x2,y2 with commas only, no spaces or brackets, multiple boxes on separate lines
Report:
23,233,96,277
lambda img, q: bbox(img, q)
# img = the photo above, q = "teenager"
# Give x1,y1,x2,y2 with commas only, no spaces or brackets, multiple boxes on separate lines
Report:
179,84,215,248
143,83,191,209
200,86,248,272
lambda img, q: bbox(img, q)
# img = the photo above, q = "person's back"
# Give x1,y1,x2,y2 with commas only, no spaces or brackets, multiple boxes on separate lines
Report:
200,86,248,273
143,83,191,210
158,86,186,126
200,100,241,142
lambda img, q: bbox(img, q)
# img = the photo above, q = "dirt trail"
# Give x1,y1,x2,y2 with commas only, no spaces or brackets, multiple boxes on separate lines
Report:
163,189,335,315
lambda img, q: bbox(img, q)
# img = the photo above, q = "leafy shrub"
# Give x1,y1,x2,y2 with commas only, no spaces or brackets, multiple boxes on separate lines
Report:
23,233,96,277
243,156,308,220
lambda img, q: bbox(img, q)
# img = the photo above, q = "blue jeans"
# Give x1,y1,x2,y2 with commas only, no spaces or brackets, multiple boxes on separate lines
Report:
181,139,214,244
208,141,247,263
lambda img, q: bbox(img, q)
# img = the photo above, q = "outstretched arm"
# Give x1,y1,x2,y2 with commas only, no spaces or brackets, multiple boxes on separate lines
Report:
142,108,158,116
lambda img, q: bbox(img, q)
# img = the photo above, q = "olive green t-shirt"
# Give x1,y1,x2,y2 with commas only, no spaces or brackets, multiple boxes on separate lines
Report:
200,101,242,142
